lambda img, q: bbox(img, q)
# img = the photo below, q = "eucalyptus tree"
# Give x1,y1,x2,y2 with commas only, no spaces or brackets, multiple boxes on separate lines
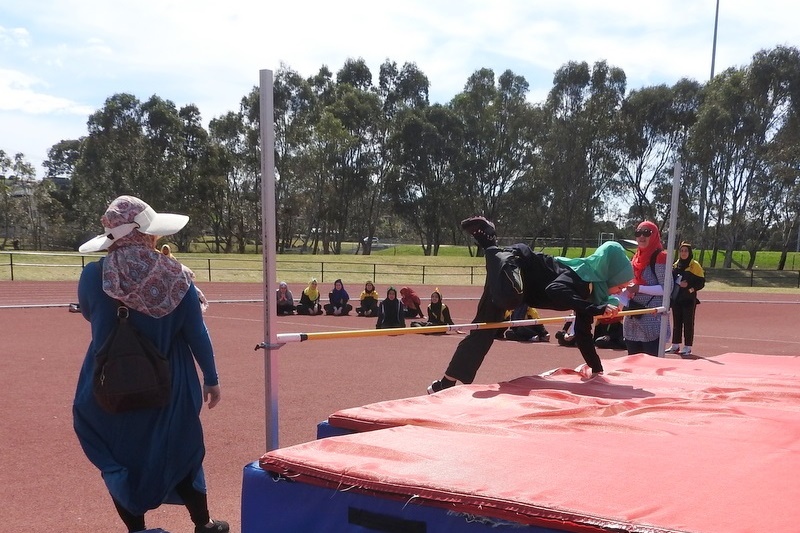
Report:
0,150,36,249
616,79,701,226
386,104,463,255
741,46,800,269
449,68,540,242
172,104,214,252
273,66,316,252
360,60,430,254
71,93,148,229
318,70,383,254
542,61,626,255
208,109,256,253
688,46,800,267
43,140,82,230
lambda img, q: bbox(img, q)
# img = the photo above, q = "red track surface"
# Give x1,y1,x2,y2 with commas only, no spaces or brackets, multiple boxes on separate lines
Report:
1,281,799,532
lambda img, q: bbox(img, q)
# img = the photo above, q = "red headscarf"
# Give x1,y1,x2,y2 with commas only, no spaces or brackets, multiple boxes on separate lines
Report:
631,221,666,285
399,287,421,309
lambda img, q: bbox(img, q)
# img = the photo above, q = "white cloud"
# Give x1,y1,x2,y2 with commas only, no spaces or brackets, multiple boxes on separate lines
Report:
0,69,94,114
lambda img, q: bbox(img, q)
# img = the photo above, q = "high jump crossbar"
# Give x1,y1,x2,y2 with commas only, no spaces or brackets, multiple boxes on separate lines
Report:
257,307,663,347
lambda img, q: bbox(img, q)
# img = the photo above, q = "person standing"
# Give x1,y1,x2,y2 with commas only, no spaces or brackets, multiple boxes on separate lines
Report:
622,221,669,357
73,195,228,533
666,242,705,356
428,216,633,393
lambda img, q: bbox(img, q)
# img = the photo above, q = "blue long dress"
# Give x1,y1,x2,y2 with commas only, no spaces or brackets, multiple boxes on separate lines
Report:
73,259,220,515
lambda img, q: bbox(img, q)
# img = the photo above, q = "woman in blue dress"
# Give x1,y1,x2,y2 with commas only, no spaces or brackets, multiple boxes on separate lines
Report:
73,196,229,533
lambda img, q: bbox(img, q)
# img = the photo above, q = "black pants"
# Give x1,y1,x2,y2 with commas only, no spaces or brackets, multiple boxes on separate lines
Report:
112,472,210,532
444,245,603,383
672,299,697,345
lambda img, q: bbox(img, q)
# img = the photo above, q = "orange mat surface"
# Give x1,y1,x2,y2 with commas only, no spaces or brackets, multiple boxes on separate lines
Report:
261,354,800,532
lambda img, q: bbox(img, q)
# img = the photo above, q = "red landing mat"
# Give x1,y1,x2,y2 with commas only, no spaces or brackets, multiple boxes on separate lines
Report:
260,354,800,532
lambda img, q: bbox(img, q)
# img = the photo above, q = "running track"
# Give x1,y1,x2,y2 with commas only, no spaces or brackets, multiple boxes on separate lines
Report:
1,281,799,532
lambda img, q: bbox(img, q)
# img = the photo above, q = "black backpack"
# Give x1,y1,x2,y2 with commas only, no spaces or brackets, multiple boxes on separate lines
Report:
93,302,171,413
486,249,524,311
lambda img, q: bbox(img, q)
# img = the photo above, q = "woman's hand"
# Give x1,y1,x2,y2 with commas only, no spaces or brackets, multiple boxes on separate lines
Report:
602,304,620,319
627,284,639,297
204,384,221,409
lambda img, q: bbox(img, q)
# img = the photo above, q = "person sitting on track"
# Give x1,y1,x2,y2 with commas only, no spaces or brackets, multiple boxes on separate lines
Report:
323,279,353,316
428,216,633,394
356,280,380,317
296,278,323,315
376,286,405,329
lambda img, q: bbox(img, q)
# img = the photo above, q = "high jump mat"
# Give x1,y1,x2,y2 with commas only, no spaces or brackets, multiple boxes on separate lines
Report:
243,353,800,532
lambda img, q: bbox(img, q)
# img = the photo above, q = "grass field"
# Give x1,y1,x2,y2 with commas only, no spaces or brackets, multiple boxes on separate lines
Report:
2,246,800,292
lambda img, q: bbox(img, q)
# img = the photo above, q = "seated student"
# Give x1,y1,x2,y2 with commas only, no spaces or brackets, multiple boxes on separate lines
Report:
555,320,576,346
502,303,550,342
356,281,380,317
399,286,425,318
376,286,405,329
593,316,625,349
324,279,353,316
428,216,633,394
411,289,455,330
276,281,295,315
296,278,323,315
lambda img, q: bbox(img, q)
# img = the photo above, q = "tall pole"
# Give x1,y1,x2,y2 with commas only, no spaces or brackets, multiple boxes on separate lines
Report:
710,0,720,80
659,160,681,356
259,69,279,451
699,0,720,265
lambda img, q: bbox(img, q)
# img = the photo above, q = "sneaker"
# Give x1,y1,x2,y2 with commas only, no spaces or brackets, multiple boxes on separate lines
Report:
460,216,497,248
679,346,692,356
594,335,612,349
195,519,230,533
427,379,455,394
557,333,576,347
503,329,520,341
535,333,550,343
665,345,680,354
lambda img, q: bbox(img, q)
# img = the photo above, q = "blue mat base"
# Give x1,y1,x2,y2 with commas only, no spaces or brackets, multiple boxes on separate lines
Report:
316,420,356,439
242,462,562,532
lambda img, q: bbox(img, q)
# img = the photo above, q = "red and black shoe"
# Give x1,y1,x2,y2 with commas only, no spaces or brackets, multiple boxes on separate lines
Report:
460,216,497,248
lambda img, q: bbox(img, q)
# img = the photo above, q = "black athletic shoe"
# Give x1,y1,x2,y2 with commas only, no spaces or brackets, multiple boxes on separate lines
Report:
196,519,230,533
460,216,497,248
427,379,455,394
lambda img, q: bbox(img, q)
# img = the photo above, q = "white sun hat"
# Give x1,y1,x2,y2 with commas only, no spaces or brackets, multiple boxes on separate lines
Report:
78,195,189,253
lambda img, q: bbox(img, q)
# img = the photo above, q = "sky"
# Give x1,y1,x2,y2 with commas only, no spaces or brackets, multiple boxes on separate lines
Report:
2,0,799,178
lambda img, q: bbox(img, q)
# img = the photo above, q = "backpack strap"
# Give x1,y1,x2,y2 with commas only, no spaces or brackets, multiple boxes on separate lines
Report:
648,250,661,280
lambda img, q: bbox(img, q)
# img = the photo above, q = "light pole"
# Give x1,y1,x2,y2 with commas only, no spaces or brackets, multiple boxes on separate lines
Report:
710,0,720,80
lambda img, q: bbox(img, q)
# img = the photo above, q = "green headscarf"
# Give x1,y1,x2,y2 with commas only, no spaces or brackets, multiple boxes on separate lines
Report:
555,241,633,305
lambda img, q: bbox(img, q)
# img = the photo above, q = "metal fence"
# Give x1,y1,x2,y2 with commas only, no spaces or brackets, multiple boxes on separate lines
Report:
2,251,800,288
0,251,486,286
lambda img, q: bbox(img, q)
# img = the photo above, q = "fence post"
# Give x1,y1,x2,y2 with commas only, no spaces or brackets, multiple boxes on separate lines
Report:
321,262,324,283
9,252,13,281
750,269,754,287
207,259,212,282
373,264,377,284
422,265,425,284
